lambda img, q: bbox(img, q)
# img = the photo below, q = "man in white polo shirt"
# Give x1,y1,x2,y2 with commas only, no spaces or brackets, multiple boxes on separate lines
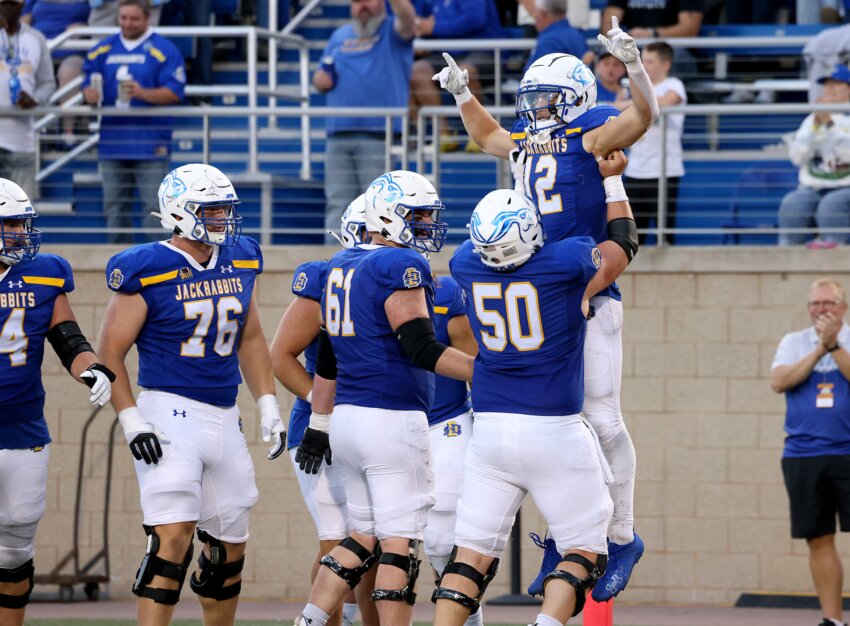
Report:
771,276,850,626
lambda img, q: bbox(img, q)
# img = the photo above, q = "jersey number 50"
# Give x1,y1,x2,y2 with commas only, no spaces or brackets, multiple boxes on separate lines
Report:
181,296,243,358
472,282,544,352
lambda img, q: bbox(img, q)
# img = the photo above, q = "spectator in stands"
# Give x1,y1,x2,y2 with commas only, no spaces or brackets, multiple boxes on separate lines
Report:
778,65,850,248
601,0,703,76
88,0,168,25
771,276,850,626
409,0,502,145
0,0,56,197
22,0,89,144
804,23,850,103
183,0,213,96
616,41,686,244
601,0,703,39
523,0,592,72
797,0,843,24
313,0,416,243
81,0,185,244
595,50,626,103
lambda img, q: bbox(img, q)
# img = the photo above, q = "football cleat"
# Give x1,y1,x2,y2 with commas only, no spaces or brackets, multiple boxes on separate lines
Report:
526,531,562,597
591,532,644,601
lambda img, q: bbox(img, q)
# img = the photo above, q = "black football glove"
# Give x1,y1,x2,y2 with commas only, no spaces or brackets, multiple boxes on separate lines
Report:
295,427,332,474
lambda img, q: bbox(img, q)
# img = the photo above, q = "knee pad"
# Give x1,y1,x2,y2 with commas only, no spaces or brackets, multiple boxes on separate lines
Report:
370,540,421,605
0,559,34,609
431,546,499,615
132,525,194,605
542,553,607,617
189,530,244,601
320,536,381,589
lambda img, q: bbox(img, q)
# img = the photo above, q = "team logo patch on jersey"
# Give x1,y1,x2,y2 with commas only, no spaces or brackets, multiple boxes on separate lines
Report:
591,247,602,269
178,267,193,280
109,268,124,289
293,271,308,292
403,267,422,288
443,421,462,437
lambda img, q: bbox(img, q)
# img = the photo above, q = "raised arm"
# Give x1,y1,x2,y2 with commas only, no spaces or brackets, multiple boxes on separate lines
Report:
389,0,417,39
432,53,516,159
584,18,658,157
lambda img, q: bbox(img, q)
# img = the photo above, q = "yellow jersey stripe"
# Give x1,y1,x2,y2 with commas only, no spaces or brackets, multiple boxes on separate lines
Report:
565,127,582,135
87,44,111,61
233,260,259,269
510,132,526,140
22,276,65,288
149,46,166,62
433,306,449,314
139,270,178,287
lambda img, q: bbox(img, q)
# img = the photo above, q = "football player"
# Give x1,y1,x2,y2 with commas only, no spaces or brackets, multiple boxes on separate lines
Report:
433,151,638,626
270,196,375,626
0,178,114,626
97,164,285,626
433,18,655,598
293,170,474,626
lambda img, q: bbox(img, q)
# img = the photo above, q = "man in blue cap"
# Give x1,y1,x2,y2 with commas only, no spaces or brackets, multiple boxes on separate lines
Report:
778,65,850,248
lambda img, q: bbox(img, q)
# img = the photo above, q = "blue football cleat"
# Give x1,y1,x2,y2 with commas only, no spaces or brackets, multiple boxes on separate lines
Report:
592,532,644,602
527,532,563,596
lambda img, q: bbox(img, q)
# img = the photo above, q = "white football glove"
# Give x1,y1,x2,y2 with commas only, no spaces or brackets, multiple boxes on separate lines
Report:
597,17,640,69
79,363,115,407
509,148,529,197
432,52,472,105
258,394,286,460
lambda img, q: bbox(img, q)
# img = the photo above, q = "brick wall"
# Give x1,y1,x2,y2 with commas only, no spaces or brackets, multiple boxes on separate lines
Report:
32,244,850,603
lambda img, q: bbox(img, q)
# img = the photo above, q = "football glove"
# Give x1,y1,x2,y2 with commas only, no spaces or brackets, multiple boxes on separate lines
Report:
597,17,640,68
295,426,332,474
258,394,286,460
432,52,472,104
118,406,170,465
509,148,529,197
80,363,116,407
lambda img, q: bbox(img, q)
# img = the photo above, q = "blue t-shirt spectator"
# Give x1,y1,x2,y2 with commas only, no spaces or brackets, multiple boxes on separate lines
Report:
23,0,90,58
82,31,185,160
524,18,588,72
321,16,413,135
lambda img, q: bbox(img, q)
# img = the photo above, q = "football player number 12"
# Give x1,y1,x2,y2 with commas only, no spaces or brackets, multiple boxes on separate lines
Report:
473,282,544,351
181,296,243,357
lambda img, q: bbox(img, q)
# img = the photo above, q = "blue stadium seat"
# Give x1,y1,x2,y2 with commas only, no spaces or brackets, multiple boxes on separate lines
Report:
723,162,798,245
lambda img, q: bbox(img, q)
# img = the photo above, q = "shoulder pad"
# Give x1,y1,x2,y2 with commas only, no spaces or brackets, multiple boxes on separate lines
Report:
292,260,328,302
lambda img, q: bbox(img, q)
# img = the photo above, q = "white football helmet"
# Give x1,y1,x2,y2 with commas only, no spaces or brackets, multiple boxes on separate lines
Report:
0,178,40,266
155,163,242,246
365,170,448,253
329,194,368,248
469,189,543,271
516,53,597,140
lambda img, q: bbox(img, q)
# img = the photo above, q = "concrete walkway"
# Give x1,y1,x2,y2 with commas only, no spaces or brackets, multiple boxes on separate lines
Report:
25,599,828,625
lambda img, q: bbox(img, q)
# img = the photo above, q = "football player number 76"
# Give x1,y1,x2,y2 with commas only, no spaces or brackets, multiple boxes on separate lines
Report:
181,296,243,358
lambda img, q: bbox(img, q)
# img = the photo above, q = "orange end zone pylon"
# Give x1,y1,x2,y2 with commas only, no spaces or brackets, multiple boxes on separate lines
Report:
582,596,614,626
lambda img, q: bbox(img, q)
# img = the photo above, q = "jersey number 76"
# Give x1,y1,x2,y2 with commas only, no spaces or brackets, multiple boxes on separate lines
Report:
181,296,243,358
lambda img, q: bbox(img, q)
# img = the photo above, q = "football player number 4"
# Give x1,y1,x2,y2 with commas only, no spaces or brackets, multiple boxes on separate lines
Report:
473,282,543,352
325,267,355,336
181,296,243,358
0,308,27,366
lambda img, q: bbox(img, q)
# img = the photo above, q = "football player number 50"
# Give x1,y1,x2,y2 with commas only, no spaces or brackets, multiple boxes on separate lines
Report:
472,282,543,351
181,296,243,358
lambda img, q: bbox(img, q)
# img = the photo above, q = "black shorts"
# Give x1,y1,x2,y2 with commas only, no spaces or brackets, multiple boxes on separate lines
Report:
781,454,850,539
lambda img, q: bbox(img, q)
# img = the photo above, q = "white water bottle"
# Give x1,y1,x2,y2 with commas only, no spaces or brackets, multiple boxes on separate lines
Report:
116,65,132,109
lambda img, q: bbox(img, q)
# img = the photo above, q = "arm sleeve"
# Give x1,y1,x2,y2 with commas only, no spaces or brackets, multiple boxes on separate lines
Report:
33,33,57,104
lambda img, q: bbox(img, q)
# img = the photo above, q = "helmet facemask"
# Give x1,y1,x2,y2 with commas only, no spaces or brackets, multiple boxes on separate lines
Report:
0,215,40,266
181,199,242,247
392,202,448,254
517,84,585,140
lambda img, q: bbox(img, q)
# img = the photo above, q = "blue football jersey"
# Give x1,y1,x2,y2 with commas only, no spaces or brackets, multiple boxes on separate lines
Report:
287,259,328,450
429,275,471,426
511,105,621,300
322,244,435,413
0,254,75,449
105,238,262,408
450,238,600,416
